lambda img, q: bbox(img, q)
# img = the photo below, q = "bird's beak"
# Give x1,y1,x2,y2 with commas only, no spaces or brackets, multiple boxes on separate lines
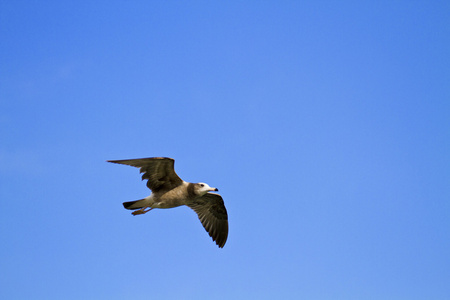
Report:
211,187,218,192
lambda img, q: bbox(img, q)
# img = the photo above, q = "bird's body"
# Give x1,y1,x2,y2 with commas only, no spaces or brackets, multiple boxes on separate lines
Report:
107,157,228,248
126,182,190,209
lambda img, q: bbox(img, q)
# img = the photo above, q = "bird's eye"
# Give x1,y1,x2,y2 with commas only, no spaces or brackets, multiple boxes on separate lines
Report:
200,184,204,187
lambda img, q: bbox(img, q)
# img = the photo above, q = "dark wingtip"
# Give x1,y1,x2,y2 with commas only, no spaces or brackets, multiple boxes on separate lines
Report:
217,240,226,248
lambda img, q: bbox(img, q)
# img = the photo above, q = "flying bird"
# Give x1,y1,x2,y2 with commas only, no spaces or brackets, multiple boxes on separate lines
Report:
107,157,228,248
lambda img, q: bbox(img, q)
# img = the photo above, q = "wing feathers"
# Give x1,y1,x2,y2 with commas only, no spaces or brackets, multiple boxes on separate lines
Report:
107,157,183,192
187,193,228,248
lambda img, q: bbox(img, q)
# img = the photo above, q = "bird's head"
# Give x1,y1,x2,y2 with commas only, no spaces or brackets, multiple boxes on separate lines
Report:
196,182,218,196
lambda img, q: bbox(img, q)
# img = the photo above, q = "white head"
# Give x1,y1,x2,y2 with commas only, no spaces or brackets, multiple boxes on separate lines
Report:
196,182,218,196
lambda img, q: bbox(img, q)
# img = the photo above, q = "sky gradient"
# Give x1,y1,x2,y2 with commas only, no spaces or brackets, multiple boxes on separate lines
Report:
1,1,449,299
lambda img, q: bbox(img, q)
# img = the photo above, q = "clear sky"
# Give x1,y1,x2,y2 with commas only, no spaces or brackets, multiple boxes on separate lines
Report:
1,1,449,299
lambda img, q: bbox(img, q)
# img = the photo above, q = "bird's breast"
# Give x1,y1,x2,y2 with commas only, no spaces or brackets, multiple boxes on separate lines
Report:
155,186,190,208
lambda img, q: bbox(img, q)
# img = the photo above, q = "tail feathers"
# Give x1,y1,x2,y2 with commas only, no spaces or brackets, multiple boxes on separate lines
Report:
123,199,148,210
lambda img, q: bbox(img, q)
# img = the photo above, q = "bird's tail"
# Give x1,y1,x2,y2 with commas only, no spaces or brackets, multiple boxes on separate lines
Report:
123,199,148,210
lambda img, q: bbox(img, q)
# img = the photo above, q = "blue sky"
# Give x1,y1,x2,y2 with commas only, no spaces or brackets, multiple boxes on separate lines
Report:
1,1,449,299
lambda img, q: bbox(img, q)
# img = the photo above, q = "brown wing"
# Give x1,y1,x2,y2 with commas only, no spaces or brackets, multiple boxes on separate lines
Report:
107,157,183,192
187,193,228,248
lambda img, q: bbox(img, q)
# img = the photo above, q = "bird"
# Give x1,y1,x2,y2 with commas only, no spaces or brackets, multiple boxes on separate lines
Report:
107,157,228,248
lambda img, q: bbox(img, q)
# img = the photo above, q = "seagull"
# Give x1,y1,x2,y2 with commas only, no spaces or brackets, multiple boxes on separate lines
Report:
107,157,228,248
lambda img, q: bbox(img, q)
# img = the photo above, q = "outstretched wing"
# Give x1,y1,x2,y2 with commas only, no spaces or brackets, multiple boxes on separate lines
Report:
107,157,183,193
187,193,228,248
